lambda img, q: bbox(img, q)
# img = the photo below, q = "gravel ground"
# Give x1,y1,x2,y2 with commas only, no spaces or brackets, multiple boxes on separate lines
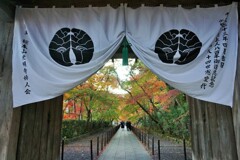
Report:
62,128,115,160
148,138,192,160
62,129,192,160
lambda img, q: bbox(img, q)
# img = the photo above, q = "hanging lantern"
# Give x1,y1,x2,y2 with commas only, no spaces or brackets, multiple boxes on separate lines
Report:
122,37,129,66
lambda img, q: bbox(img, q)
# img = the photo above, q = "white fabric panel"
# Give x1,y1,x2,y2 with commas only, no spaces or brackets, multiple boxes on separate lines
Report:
126,3,238,107
12,6,125,107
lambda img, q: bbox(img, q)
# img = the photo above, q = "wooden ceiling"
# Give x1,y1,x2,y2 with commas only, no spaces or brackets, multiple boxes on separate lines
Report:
5,0,237,8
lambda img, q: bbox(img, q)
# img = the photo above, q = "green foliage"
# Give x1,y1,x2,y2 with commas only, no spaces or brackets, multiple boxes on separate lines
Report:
141,97,190,140
63,64,120,122
62,120,111,139
63,61,190,142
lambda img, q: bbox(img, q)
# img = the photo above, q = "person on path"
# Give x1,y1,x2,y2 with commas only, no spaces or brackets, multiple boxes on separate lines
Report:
126,121,132,131
120,121,125,130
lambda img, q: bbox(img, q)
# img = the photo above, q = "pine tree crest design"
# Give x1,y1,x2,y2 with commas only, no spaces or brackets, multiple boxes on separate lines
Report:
155,29,202,65
49,28,94,66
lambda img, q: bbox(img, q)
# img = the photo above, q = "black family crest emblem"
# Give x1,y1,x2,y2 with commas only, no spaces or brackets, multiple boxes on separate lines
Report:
49,28,94,66
155,29,202,65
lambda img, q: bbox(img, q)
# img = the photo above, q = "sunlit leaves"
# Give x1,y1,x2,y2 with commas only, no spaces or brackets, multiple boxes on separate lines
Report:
63,65,119,121
63,60,189,140
121,61,176,113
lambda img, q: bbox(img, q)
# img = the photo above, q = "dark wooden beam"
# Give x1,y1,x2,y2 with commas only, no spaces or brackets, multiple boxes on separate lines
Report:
15,0,234,8
0,0,15,22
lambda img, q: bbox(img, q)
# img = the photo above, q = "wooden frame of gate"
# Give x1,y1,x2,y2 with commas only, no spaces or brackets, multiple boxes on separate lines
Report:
0,0,239,160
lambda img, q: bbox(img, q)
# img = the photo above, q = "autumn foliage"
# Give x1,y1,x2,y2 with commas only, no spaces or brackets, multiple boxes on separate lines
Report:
62,60,189,140
63,65,120,122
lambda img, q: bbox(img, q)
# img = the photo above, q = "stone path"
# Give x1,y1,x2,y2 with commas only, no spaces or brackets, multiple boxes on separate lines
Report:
98,129,152,160
63,127,192,160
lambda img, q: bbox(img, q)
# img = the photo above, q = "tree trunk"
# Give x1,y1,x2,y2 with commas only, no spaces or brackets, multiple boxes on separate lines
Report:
87,109,91,123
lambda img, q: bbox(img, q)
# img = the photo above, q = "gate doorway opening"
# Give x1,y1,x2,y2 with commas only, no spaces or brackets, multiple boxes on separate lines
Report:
61,58,192,159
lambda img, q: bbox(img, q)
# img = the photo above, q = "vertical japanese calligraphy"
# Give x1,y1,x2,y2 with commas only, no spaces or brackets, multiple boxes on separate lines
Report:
21,30,31,95
201,12,229,90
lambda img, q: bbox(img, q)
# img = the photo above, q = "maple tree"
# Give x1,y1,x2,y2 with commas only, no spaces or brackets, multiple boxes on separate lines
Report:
62,60,189,139
63,65,119,123
116,61,182,126
115,61,189,138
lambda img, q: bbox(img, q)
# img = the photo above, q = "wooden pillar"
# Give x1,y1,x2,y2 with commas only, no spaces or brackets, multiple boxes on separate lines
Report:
232,23,240,159
6,98,63,160
0,2,64,160
10,96,63,160
188,5,240,159
0,1,15,159
0,1,15,22
187,19,240,160
188,97,238,160
233,84,240,159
